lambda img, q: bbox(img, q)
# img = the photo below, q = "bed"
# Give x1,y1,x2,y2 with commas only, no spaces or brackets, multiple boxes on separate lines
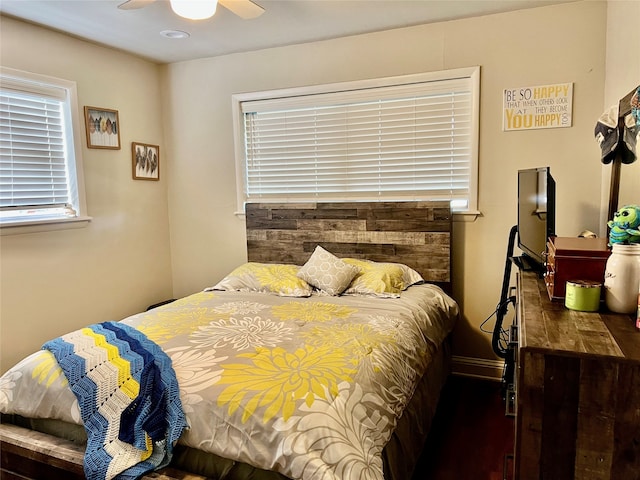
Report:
0,201,458,480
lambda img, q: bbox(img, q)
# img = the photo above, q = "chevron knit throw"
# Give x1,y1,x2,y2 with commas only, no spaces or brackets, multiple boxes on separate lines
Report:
43,321,187,480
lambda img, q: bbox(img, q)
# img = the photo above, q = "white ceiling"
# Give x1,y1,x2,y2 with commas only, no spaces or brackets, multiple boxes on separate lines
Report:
1,0,576,64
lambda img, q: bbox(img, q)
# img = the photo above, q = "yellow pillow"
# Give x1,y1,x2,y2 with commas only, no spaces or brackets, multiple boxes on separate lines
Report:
342,259,424,298
208,262,312,297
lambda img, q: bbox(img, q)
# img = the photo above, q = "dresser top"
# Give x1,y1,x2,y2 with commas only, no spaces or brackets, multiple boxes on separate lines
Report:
518,270,640,362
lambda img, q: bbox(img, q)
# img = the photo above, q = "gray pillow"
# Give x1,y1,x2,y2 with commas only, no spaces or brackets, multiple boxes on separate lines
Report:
297,245,360,296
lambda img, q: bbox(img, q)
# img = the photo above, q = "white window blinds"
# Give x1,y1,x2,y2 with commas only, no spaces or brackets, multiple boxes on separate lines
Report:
0,89,69,208
0,68,86,227
237,68,479,212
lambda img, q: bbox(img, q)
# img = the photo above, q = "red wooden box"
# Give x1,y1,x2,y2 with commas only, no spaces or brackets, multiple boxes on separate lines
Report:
544,237,611,301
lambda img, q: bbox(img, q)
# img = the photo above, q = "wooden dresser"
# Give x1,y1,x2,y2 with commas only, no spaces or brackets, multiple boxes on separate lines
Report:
514,270,640,480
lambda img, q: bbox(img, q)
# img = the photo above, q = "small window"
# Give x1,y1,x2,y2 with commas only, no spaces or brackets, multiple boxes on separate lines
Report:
233,67,480,214
0,67,89,230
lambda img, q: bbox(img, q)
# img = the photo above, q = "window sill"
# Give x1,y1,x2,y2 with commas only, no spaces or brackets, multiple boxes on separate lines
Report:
454,211,482,222
235,210,482,222
0,216,92,236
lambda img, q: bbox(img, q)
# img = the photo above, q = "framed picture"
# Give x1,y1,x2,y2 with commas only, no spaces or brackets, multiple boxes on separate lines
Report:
132,142,160,181
84,106,120,149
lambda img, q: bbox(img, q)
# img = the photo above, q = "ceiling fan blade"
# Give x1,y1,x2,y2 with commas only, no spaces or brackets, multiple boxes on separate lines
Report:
118,0,156,10
219,0,264,19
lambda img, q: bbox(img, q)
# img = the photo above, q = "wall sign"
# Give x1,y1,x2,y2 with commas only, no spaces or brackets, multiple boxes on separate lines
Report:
503,83,573,131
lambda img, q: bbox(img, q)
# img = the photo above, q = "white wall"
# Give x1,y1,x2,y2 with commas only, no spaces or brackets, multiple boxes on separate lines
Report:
163,1,608,362
0,17,173,373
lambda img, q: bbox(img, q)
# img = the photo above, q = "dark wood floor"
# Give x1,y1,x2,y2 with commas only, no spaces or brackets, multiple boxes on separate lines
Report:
412,375,514,480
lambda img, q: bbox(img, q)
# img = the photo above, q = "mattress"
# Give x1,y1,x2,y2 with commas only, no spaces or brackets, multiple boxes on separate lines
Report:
0,282,458,480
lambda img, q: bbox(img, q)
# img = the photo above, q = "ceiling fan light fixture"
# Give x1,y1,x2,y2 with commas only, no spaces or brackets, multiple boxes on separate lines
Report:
169,0,217,20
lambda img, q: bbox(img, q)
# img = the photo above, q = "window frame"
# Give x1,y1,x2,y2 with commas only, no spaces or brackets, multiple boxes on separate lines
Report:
232,66,480,218
0,67,90,234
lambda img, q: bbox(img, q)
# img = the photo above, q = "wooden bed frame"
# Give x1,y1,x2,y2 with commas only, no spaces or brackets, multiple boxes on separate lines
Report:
246,201,452,292
1,200,453,479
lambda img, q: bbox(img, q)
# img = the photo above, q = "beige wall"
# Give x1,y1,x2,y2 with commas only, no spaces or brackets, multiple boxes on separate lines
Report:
164,1,608,365
1,0,619,375
601,0,640,227
0,17,173,373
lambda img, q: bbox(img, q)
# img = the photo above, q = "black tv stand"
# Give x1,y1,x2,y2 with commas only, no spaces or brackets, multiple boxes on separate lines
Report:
493,225,518,403
492,226,517,360
510,255,545,277
494,227,549,406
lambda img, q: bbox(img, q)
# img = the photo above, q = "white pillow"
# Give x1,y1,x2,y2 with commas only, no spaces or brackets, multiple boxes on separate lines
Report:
297,245,360,296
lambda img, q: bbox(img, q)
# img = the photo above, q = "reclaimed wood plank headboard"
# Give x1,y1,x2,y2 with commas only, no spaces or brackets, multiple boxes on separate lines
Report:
245,201,452,292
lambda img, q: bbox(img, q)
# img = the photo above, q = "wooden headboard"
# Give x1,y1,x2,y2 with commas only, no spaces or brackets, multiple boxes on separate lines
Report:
245,201,452,292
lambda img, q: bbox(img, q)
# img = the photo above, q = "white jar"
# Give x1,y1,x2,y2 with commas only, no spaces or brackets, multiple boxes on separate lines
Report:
604,243,640,314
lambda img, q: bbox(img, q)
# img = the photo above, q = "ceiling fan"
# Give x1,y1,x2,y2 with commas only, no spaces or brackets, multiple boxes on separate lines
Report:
118,0,265,21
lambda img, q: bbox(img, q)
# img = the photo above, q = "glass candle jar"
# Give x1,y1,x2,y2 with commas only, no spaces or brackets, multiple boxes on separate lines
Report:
565,280,601,312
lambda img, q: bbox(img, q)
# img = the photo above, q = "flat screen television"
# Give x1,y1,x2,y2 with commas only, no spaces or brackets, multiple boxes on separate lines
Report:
517,166,556,272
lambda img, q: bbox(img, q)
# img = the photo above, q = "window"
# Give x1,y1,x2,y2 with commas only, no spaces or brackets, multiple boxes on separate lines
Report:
0,67,89,230
233,67,479,215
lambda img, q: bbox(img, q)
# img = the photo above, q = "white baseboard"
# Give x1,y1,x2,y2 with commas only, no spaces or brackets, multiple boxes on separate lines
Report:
451,355,504,381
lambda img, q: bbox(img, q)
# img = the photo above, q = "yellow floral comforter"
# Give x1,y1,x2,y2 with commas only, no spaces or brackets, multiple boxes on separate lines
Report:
0,284,458,480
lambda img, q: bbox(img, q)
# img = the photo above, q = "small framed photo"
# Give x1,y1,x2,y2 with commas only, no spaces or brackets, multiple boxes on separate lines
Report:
84,106,120,149
132,142,160,181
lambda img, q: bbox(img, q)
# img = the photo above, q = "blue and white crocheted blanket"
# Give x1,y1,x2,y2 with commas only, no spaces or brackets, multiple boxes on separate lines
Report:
43,321,188,480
